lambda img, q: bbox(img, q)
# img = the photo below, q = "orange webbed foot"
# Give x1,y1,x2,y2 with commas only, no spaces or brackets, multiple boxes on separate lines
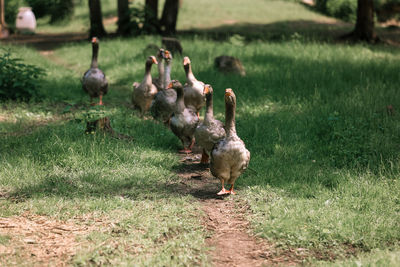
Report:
217,188,230,195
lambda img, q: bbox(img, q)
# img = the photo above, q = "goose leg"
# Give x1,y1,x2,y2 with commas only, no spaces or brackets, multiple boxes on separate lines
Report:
99,94,104,105
179,140,192,154
217,180,230,195
228,184,236,195
200,149,209,164
188,138,195,150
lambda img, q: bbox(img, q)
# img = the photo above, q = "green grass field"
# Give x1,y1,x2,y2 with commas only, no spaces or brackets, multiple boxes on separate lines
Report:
1,0,400,265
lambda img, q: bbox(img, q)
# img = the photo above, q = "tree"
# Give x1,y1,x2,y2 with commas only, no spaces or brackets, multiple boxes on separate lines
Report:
160,0,180,35
0,0,8,38
89,0,107,38
143,0,159,33
343,0,378,43
117,0,130,35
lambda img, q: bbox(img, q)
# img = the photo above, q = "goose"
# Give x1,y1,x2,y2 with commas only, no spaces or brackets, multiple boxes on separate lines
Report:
150,50,177,124
210,89,250,195
169,80,199,153
183,57,205,115
132,56,158,114
82,37,108,105
153,49,165,90
194,84,226,164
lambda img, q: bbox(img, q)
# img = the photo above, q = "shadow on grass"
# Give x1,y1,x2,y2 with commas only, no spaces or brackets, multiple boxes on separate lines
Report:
179,19,352,42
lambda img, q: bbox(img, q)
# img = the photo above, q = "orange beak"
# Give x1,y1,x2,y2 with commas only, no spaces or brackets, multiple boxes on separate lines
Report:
167,82,173,89
152,56,158,64
165,50,171,59
183,57,190,65
203,85,210,94
91,37,98,43
225,88,233,97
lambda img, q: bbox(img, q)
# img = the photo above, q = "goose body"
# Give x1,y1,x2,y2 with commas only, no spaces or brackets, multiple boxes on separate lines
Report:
169,80,199,152
150,50,177,124
183,57,205,114
195,85,225,163
132,56,158,113
210,89,250,195
82,37,108,105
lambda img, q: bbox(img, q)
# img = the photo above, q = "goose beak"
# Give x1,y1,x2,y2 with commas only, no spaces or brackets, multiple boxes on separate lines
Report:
203,85,210,94
152,56,158,64
225,88,233,97
183,57,190,65
91,37,98,43
167,82,173,89
164,50,171,59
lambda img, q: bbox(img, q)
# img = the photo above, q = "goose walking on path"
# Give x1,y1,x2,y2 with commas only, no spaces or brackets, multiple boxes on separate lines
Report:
132,56,158,114
169,80,199,153
82,37,108,105
183,57,205,116
210,89,250,195
194,84,226,164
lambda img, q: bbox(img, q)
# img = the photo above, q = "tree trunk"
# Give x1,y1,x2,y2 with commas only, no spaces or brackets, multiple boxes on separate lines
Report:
353,0,376,41
89,0,107,38
0,0,5,26
143,0,159,33
343,0,377,42
117,0,130,35
160,0,180,35
0,0,9,39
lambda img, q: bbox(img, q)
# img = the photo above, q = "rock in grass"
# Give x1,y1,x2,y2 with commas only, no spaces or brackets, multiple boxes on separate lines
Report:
143,44,160,57
214,55,246,76
162,37,182,55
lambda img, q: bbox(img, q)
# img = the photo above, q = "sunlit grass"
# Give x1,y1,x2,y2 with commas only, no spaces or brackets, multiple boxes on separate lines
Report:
2,0,400,264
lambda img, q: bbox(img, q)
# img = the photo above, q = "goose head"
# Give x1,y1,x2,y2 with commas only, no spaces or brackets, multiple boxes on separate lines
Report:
183,56,191,67
203,84,213,95
91,37,99,44
167,80,183,90
225,88,236,106
156,49,165,61
146,56,158,65
164,50,173,62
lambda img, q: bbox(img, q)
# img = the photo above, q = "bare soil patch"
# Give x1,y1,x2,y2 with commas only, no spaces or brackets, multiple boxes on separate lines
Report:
0,33,88,51
0,212,105,266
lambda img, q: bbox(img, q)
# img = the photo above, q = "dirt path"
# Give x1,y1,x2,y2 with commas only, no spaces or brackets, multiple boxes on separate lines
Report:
175,149,304,266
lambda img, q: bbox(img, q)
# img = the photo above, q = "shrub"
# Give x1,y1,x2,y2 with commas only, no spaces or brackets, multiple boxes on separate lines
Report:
326,0,357,22
315,0,400,22
4,0,25,25
315,0,357,22
0,50,45,101
24,0,74,23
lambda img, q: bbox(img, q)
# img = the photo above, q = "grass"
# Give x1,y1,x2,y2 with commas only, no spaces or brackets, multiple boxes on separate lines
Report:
2,0,400,265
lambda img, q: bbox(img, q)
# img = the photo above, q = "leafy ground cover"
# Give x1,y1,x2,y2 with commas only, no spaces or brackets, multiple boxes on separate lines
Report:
1,0,400,265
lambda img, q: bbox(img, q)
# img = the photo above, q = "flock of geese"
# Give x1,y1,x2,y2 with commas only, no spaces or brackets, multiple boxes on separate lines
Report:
82,37,250,195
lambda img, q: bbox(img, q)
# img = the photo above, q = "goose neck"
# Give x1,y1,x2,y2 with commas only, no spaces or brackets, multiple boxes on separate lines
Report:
225,101,236,137
175,87,185,112
184,64,196,84
91,43,99,68
204,93,214,122
164,60,172,89
157,59,165,85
